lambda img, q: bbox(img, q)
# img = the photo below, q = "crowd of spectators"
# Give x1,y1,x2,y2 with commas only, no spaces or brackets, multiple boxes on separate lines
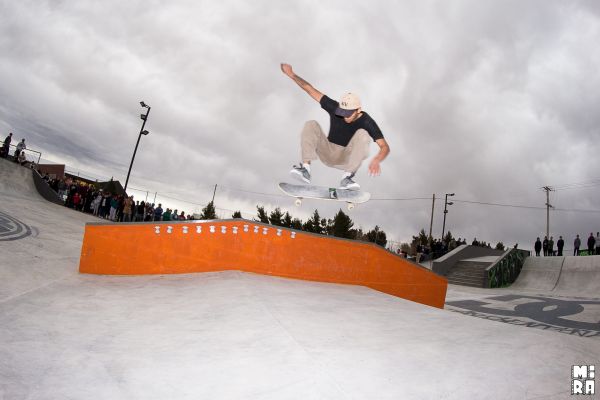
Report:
411,238,472,262
534,233,600,256
40,173,194,222
2,133,30,166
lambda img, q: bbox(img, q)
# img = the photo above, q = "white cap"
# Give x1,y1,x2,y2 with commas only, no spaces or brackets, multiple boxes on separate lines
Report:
335,93,361,117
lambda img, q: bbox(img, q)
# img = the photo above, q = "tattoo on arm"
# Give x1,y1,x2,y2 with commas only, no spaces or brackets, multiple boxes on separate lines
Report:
293,74,310,88
290,72,322,101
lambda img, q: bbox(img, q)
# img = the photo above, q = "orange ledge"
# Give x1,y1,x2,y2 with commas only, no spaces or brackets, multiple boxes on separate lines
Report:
79,219,447,308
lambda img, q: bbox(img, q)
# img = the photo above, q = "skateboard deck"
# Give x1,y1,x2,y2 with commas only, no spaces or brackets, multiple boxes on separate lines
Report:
278,182,370,210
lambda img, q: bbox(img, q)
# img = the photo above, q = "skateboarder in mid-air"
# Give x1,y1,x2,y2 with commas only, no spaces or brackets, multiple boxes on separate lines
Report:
281,63,390,190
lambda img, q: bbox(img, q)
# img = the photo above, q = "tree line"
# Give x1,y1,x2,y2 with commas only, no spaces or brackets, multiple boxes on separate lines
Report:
197,201,388,247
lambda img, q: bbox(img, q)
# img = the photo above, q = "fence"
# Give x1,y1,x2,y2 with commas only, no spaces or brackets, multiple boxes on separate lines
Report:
1,143,42,165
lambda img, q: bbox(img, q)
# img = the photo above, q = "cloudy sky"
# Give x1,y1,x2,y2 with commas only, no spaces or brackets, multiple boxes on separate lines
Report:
1,0,599,250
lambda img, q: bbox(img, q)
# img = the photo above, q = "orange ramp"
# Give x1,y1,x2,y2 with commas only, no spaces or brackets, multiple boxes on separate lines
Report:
79,219,447,308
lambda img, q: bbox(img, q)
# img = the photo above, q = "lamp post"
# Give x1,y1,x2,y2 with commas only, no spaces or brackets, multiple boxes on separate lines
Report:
441,193,455,243
124,101,151,193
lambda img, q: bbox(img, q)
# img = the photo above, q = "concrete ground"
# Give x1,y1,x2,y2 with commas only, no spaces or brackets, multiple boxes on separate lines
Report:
1,158,599,399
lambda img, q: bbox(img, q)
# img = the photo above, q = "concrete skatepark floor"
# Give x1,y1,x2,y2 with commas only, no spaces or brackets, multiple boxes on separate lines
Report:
1,159,599,399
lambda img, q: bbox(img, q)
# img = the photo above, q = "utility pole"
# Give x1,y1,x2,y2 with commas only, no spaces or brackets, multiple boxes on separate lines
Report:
124,101,151,193
441,193,455,242
542,186,554,238
429,194,435,245
211,184,218,204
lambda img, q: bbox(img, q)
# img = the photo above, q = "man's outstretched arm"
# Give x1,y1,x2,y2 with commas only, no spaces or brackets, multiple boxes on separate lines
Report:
281,63,323,103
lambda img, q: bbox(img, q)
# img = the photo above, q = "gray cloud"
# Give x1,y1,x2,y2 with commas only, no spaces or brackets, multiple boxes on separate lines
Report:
1,0,599,249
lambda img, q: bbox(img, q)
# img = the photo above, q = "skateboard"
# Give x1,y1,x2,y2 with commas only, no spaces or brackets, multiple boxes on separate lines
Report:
278,182,371,210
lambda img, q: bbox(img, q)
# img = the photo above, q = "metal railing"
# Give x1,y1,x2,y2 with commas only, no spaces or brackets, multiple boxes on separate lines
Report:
1,143,42,165
485,248,530,288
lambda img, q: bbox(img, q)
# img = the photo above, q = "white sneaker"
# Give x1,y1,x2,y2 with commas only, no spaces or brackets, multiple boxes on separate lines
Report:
290,164,311,184
340,173,360,190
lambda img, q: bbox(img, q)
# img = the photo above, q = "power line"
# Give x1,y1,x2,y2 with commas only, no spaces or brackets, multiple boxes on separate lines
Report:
370,197,432,201
548,178,600,191
218,185,287,198
453,199,545,210
553,207,600,214
452,199,600,213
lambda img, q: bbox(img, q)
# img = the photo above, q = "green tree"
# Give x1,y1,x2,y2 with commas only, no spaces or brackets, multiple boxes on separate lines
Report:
366,225,387,247
331,209,354,239
324,218,334,236
282,212,293,228
200,201,217,220
232,210,242,219
302,219,314,232
400,243,412,254
410,229,429,254
495,242,505,251
291,218,303,230
269,207,284,226
303,210,323,234
255,206,270,223
443,230,454,245
352,228,366,241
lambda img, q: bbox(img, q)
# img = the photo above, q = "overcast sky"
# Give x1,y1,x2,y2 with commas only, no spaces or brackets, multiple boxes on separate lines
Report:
1,0,599,250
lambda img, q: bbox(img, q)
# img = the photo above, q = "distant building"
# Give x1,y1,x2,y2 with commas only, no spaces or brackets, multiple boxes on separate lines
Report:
37,164,66,180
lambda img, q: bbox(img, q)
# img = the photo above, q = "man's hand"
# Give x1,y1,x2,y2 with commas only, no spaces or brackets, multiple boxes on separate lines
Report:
368,159,381,176
281,63,294,77
369,138,390,177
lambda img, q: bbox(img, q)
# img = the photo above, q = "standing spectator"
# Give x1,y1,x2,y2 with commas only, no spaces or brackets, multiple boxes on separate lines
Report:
57,180,67,202
416,244,423,263
534,237,542,257
78,184,89,211
154,203,163,221
116,195,125,222
14,138,26,161
109,195,119,221
145,203,154,221
100,193,111,218
557,236,564,256
163,208,172,221
83,189,95,213
542,236,549,256
548,236,554,256
123,196,134,222
133,201,141,221
587,233,596,256
1,132,12,158
574,234,581,256
448,238,457,251
179,211,186,220
172,209,179,221
72,192,82,210
92,193,102,216
596,232,600,255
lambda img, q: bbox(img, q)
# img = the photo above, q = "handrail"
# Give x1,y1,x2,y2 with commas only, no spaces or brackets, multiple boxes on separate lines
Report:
485,248,530,288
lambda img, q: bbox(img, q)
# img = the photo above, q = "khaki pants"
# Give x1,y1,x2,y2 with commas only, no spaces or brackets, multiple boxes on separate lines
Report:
300,120,370,173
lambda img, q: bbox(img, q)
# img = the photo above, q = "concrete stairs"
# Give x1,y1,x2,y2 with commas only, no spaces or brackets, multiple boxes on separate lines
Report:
446,260,492,288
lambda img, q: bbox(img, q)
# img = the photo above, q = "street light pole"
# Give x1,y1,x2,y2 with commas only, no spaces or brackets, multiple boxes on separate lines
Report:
124,101,151,193
441,193,455,242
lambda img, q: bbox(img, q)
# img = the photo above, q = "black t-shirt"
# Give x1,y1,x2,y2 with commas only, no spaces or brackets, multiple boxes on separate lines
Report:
320,95,384,147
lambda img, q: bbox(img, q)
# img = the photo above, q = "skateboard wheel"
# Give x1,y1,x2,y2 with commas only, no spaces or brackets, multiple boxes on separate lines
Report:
294,198,302,207
347,203,355,211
